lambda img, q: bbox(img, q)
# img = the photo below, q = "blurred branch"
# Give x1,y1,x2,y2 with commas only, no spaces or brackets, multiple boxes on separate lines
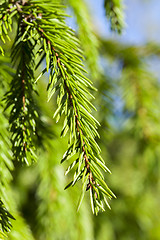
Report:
104,0,125,34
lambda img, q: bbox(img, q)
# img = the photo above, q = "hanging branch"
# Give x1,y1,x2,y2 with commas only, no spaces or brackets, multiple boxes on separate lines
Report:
35,0,115,214
4,1,39,164
104,0,125,34
1,0,115,214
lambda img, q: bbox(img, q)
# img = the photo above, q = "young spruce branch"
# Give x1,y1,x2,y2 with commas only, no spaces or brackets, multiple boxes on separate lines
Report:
1,0,115,214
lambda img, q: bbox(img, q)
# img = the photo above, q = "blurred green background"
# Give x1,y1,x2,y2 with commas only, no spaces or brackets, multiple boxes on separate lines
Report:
1,0,160,239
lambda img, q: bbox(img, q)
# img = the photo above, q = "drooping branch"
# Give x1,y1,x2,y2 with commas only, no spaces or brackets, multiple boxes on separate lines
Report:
4,6,38,164
2,0,115,214
104,0,125,33
32,1,115,213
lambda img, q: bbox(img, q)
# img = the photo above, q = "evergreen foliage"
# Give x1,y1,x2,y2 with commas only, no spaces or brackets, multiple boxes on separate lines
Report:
4,26,38,164
0,200,15,233
104,0,125,33
0,0,160,239
67,0,99,78
0,0,117,236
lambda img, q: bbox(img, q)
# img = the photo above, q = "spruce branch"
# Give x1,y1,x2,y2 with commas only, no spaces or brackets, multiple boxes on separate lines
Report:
0,1,18,55
1,0,115,214
0,200,15,233
28,0,114,213
104,0,125,34
4,10,38,164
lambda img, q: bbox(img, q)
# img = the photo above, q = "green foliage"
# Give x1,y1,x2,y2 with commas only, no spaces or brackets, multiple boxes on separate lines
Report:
0,1,115,233
67,0,99,78
4,26,38,164
0,200,15,233
0,54,38,240
35,137,94,240
0,56,14,237
104,0,125,33
1,0,160,239
0,1,17,55
94,40,160,240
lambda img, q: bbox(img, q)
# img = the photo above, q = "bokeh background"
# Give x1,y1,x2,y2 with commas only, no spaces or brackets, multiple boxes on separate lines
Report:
1,0,160,239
